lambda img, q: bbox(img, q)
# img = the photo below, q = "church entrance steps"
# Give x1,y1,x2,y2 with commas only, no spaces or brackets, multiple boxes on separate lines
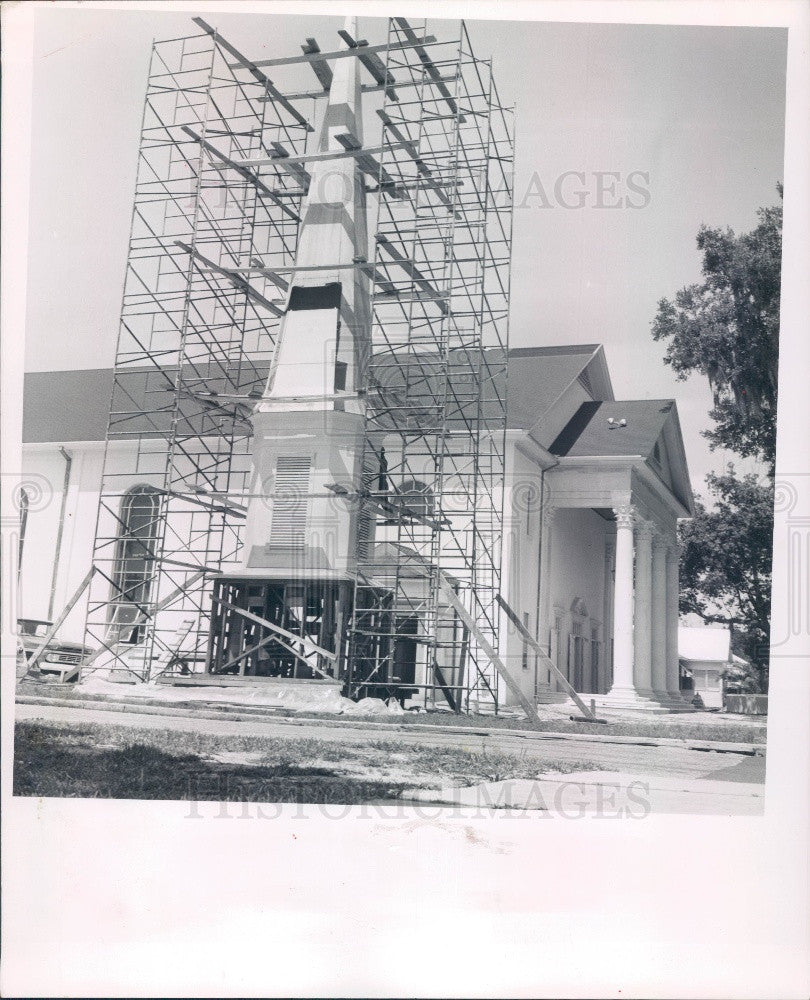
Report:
596,691,673,714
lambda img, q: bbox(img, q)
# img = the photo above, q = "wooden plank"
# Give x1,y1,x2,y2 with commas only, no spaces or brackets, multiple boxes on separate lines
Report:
337,28,398,101
159,674,341,688
324,482,444,532
456,622,469,710
25,566,96,671
82,570,207,671
248,34,439,70
496,594,597,722
217,601,318,678
438,578,543,728
212,597,337,660
432,661,459,713
210,597,336,680
237,141,410,170
332,132,403,197
218,630,292,675
269,142,311,187
333,588,345,684
275,74,458,102
374,111,419,160
149,617,197,679
376,234,447,314
377,109,455,212
175,241,283,317
151,482,248,519
181,126,300,223
192,18,313,132
393,18,465,122
59,663,81,684
301,38,333,91
249,257,289,291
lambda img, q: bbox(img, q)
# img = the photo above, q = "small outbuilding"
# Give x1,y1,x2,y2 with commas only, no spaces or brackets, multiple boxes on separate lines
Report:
678,624,739,709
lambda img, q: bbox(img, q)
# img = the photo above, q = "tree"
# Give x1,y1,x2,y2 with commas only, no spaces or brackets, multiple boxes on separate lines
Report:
651,188,782,692
652,186,781,472
678,470,773,691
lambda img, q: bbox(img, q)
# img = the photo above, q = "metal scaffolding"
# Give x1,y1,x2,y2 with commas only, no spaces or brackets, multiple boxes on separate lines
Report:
82,16,513,712
345,19,513,711
82,21,310,678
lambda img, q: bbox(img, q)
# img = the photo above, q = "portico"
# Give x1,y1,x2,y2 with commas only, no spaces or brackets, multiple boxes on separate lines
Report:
604,502,690,709
530,397,695,712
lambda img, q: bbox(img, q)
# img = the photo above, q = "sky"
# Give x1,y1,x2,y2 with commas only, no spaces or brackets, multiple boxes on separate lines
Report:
23,7,787,490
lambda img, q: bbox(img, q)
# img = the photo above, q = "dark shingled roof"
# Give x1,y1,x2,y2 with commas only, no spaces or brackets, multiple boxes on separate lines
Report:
506,344,601,430
24,369,114,444
23,345,602,442
549,399,675,459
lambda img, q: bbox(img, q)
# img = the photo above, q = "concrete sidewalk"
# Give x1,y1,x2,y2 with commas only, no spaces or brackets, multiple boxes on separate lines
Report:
401,770,765,816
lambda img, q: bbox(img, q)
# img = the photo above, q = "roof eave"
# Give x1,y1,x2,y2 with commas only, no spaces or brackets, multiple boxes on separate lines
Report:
552,453,693,519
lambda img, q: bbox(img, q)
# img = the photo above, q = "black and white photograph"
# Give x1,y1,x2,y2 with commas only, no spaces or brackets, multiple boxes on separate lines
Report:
2,2,809,997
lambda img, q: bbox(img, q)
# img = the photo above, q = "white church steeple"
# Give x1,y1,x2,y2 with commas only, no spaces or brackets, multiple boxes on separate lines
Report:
260,15,371,408
239,18,374,579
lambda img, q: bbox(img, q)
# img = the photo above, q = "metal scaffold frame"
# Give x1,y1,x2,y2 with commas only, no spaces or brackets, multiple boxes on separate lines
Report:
82,21,310,679
345,18,514,712
81,16,514,713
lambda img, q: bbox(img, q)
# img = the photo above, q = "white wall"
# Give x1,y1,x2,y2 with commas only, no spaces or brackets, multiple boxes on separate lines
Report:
683,659,726,708
499,442,544,704
20,443,104,641
545,506,612,694
20,433,614,706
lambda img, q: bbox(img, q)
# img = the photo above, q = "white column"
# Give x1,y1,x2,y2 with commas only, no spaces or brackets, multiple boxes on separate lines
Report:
665,537,685,701
633,519,655,697
602,537,615,692
650,531,670,701
538,504,557,690
608,505,636,695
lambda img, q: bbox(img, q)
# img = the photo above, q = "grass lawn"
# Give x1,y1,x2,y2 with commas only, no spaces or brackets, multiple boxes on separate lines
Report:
13,720,603,803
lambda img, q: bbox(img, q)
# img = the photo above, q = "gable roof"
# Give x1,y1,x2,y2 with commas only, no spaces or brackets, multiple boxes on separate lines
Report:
548,399,694,514
22,344,610,443
678,625,731,664
506,344,607,430
24,368,114,444
549,400,675,458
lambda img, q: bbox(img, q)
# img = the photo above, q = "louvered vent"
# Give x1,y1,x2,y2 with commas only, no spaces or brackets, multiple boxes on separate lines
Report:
270,456,311,547
356,453,377,560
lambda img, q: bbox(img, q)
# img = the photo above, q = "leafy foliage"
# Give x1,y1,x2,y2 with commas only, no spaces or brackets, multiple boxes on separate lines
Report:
653,189,782,693
679,470,773,690
652,187,782,471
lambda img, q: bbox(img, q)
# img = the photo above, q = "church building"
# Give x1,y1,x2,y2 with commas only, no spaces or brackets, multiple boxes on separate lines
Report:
20,343,694,711
17,16,695,715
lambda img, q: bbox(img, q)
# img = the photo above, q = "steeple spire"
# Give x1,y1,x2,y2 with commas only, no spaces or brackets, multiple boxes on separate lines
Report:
238,18,375,582
261,15,371,405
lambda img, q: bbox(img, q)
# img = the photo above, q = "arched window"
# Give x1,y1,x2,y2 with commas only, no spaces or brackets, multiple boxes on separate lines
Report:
397,479,435,520
17,487,29,577
109,486,160,642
